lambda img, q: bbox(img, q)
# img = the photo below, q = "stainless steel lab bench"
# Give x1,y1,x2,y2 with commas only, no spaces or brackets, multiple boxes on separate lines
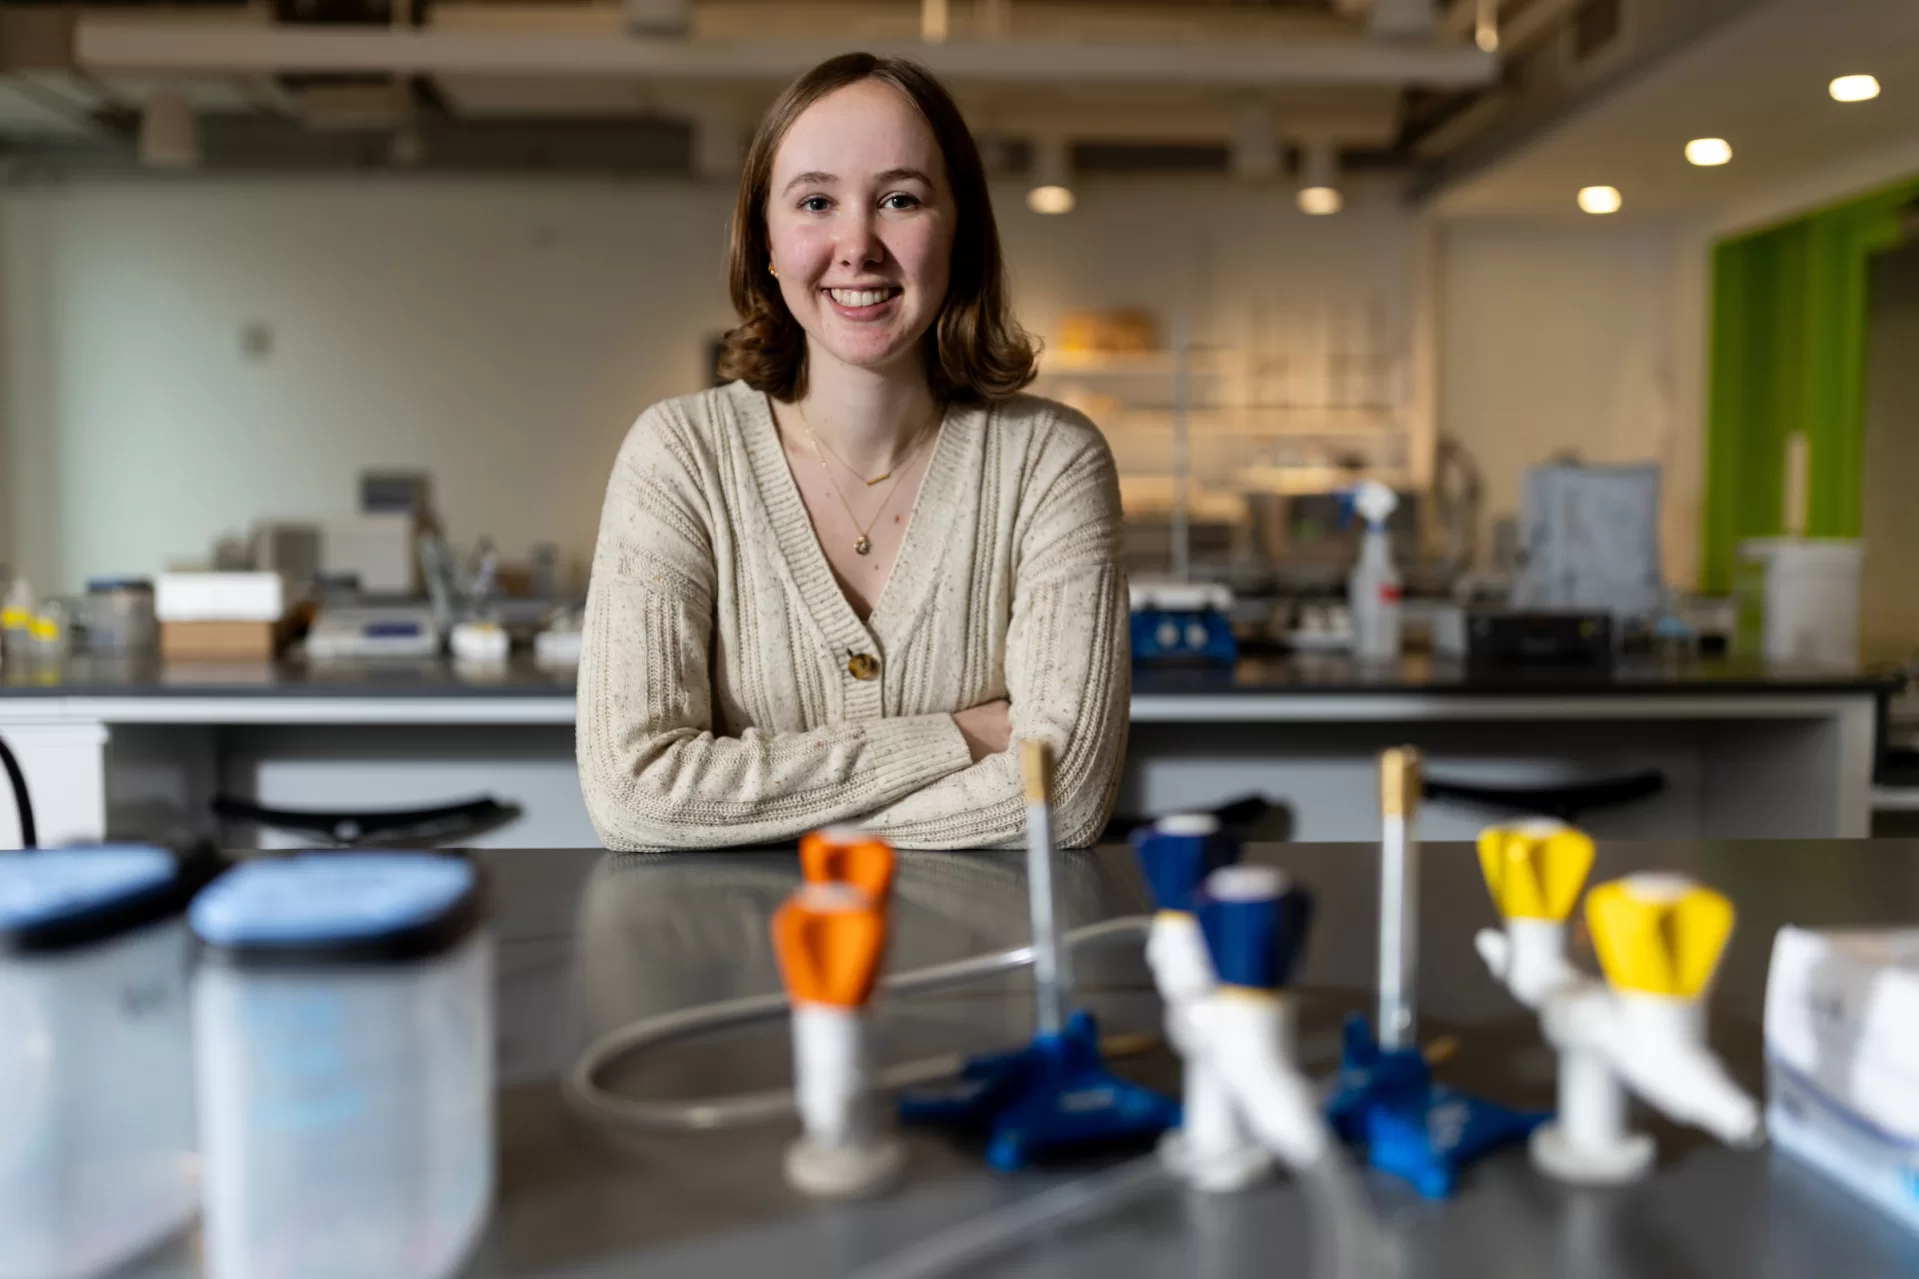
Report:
127,837,1919,1277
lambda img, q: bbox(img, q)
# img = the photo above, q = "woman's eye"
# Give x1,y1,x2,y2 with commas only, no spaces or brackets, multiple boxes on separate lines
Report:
882,193,921,211
800,196,831,213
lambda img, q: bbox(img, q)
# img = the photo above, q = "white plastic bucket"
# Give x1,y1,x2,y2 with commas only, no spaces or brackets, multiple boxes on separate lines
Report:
1735,538,1863,668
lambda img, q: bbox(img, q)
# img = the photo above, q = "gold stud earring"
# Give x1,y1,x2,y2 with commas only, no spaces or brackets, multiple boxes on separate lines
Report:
768,259,778,278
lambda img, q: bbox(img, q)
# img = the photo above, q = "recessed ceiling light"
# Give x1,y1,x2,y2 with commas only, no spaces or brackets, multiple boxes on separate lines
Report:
1686,138,1732,167
1577,185,1622,215
1297,186,1343,216
1830,75,1881,102
1026,184,1075,215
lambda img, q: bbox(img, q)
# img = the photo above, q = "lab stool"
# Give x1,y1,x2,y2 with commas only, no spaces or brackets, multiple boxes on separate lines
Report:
211,794,522,849
1421,770,1666,825
1102,794,1293,845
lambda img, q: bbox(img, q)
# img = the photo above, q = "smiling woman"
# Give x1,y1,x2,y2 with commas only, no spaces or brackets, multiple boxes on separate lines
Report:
576,53,1130,851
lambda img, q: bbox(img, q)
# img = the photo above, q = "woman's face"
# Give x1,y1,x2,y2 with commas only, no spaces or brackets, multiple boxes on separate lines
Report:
765,79,955,385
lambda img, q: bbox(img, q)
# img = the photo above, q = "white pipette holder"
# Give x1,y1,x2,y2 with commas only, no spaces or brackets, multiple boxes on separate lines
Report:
1475,826,1764,1186
1133,815,1272,1192
1185,865,1334,1175
785,1000,907,1199
772,881,906,1200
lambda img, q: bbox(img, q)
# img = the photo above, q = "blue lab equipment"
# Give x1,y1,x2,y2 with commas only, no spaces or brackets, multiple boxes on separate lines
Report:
1130,817,1240,913
1196,872,1314,991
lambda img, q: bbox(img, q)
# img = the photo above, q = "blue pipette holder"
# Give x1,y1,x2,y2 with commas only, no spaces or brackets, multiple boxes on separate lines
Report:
1323,1013,1547,1199
897,1009,1179,1172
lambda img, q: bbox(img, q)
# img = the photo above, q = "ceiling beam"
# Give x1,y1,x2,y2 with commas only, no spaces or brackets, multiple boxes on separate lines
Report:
75,21,1499,90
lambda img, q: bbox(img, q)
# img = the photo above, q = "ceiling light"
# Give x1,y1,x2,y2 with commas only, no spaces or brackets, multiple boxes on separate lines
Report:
1296,140,1342,216
1578,185,1622,214
1298,187,1343,216
1027,185,1075,215
1474,0,1500,52
1685,138,1732,167
1829,75,1881,102
1028,136,1074,215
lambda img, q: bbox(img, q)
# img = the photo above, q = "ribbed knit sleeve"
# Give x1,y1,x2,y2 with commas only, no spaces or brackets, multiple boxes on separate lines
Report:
856,411,1130,849
577,406,976,851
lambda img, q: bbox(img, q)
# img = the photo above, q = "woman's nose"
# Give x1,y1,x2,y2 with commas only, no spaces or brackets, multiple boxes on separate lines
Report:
837,209,884,268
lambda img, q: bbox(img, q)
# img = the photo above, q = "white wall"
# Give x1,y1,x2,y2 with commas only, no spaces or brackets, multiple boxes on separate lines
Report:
1437,217,1704,587
0,173,1419,594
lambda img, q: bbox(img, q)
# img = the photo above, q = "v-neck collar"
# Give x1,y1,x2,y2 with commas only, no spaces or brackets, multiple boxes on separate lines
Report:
731,381,969,650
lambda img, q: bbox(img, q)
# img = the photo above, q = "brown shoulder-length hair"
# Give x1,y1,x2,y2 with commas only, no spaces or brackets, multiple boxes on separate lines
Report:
717,52,1039,405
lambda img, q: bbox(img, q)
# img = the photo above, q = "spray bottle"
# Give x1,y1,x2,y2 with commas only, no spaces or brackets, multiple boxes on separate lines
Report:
1348,481,1402,661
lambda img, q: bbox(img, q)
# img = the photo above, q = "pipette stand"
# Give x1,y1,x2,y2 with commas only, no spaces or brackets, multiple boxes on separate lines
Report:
898,1010,1179,1172
1330,747,1548,1198
900,739,1180,1171
1324,1014,1546,1199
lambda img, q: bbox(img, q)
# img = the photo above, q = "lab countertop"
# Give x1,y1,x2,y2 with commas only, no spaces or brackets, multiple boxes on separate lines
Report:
131,838,1919,1278
0,651,1899,701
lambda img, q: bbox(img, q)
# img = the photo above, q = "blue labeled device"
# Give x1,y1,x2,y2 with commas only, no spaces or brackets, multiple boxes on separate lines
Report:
1323,1015,1547,1199
1130,580,1237,667
898,1010,1179,1172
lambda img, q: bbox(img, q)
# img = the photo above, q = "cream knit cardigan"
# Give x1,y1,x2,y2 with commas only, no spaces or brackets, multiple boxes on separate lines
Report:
576,379,1130,851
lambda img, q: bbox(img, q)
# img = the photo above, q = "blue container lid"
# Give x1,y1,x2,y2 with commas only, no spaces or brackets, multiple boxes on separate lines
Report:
1197,865,1315,991
191,852,485,965
0,845,197,954
85,577,154,593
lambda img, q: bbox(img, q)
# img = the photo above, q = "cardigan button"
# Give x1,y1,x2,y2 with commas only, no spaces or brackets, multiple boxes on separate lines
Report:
847,653,881,681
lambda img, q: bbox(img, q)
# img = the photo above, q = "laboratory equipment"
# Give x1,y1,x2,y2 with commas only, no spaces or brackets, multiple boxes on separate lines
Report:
450,619,510,664
1181,865,1386,1279
1324,748,1546,1197
534,611,584,668
1131,814,1269,1191
1734,538,1863,667
1459,609,1614,672
1187,865,1327,1169
84,578,157,651
1765,925,1919,1234
564,912,1153,1134
1474,825,1763,1184
191,852,494,1279
898,740,1179,1170
0,846,207,1279
1511,462,1664,622
800,827,897,903
772,881,906,1198
1347,480,1402,661
323,513,418,595
306,604,442,660
1130,579,1237,666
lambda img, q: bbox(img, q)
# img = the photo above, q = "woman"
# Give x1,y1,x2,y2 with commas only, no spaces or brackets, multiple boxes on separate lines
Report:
577,52,1128,851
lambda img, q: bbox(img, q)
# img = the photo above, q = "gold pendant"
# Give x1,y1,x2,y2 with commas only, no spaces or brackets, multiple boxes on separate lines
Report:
863,472,890,487
855,535,872,555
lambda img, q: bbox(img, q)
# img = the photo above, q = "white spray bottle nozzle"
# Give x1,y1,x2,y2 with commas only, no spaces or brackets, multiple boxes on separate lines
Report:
1353,481,1398,529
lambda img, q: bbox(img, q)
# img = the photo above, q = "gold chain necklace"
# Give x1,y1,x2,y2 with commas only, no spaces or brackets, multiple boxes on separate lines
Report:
797,400,936,487
797,404,941,556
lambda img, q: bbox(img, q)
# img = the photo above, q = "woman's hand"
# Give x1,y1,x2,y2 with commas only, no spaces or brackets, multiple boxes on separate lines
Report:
952,699,1012,763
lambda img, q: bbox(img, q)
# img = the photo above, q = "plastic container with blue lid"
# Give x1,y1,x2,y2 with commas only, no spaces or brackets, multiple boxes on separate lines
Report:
0,845,203,1278
192,851,495,1279
190,850,487,964
0,844,208,954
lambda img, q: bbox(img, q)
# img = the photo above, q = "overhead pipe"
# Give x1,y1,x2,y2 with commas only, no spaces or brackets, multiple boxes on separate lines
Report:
75,21,1499,89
